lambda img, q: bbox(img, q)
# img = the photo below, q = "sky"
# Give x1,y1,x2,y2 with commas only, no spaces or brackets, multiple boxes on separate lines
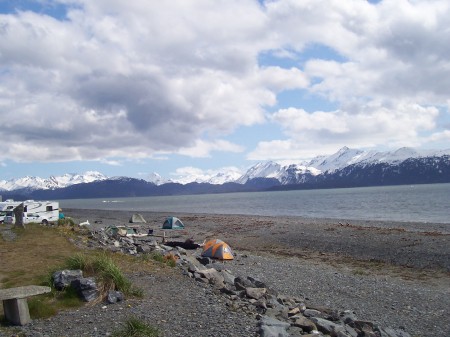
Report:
0,0,449,182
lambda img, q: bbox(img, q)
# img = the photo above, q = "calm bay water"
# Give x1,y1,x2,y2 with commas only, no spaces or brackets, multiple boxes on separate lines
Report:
60,183,450,224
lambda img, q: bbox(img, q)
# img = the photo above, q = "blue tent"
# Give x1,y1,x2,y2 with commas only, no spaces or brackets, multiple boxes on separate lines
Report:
162,216,185,229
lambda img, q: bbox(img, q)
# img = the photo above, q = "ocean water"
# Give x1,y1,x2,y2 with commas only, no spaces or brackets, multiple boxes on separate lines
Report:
60,183,450,224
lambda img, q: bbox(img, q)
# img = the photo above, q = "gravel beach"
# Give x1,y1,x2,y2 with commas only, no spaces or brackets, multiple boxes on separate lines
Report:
2,208,449,337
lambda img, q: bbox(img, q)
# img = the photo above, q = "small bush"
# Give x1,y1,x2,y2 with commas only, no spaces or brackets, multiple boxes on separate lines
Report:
150,252,164,263
94,254,133,294
163,253,178,268
60,253,142,297
112,317,160,337
57,218,75,226
65,253,89,271
150,252,177,267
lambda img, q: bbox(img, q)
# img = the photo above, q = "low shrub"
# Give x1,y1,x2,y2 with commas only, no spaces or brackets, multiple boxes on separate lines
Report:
112,317,160,337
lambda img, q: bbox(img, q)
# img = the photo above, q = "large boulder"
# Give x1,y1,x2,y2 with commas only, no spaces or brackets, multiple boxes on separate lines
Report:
71,277,99,302
258,316,290,337
52,270,83,291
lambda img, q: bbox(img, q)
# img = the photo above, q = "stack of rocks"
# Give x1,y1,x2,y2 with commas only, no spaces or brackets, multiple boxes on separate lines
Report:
76,227,411,337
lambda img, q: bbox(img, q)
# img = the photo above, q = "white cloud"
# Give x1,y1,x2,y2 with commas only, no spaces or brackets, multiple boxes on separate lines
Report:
0,0,449,169
249,101,439,160
177,139,244,158
0,1,270,163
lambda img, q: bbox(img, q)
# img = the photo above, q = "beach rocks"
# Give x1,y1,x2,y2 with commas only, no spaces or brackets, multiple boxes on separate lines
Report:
175,255,412,337
71,277,99,302
52,270,83,291
79,226,413,337
52,270,101,303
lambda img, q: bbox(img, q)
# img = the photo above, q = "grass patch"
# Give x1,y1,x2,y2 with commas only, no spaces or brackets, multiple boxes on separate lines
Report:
112,317,160,337
57,252,144,298
0,223,80,288
0,223,156,323
150,252,165,263
149,252,177,268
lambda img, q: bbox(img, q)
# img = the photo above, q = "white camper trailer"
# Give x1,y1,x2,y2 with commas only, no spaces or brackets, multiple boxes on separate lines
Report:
23,200,60,224
0,199,60,224
0,200,21,223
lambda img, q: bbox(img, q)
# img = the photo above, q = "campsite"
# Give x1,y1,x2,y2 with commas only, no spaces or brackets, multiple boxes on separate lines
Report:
0,208,449,336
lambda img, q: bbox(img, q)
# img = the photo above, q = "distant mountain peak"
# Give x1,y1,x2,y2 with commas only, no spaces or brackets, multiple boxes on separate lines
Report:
1,146,448,194
0,171,108,192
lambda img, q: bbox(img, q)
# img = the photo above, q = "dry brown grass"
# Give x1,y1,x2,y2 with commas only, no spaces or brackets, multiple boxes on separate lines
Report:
0,224,81,288
0,223,160,322
0,224,159,289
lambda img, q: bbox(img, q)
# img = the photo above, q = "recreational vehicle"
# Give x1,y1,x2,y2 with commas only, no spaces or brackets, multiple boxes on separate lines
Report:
0,199,60,225
0,199,20,223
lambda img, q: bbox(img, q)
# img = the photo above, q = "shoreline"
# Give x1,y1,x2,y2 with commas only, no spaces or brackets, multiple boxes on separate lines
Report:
65,208,449,336
65,208,450,273
64,207,450,233
4,208,449,336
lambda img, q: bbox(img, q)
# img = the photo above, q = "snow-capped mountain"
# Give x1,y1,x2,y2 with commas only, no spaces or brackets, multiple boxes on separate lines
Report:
236,161,282,184
1,147,449,194
238,146,450,184
168,168,243,185
0,171,107,191
146,172,171,185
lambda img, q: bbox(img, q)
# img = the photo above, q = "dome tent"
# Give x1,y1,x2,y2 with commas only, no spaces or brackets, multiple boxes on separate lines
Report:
162,216,185,229
201,239,234,260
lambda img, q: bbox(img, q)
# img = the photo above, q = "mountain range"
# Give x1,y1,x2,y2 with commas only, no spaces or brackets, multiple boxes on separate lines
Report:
1,146,449,200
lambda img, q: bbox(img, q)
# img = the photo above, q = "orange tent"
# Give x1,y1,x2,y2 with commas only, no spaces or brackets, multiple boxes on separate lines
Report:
201,239,234,260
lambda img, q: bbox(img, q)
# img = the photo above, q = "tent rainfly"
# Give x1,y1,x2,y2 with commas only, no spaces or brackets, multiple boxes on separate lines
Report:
201,239,234,260
162,216,185,229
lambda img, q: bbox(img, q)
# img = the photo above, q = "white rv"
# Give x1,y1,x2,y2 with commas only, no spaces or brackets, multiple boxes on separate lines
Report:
0,199,60,225
0,200,21,223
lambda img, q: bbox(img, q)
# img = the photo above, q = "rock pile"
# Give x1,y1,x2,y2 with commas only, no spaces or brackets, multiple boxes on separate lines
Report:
77,226,411,337
52,269,124,304
177,254,411,337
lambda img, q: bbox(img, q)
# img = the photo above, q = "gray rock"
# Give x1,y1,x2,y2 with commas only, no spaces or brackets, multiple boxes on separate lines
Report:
248,276,266,288
246,287,267,300
220,270,236,286
259,316,290,337
378,327,412,337
340,310,358,324
291,316,317,332
196,256,212,265
310,317,343,335
106,290,124,304
53,270,83,291
303,309,322,318
71,277,99,302
136,244,151,253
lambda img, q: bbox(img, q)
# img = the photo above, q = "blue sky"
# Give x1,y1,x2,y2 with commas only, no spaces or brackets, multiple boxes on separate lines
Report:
1,0,449,181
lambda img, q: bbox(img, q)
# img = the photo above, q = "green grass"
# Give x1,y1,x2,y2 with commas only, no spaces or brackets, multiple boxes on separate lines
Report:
149,252,177,268
0,223,158,327
150,252,165,263
65,252,89,271
58,252,144,298
112,317,160,337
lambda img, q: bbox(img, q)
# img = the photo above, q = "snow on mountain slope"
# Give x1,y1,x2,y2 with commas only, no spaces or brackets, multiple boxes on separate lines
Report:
1,147,448,191
305,146,367,172
236,161,282,184
169,167,243,185
0,171,107,191
237,146,450,184
146,172,171,185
